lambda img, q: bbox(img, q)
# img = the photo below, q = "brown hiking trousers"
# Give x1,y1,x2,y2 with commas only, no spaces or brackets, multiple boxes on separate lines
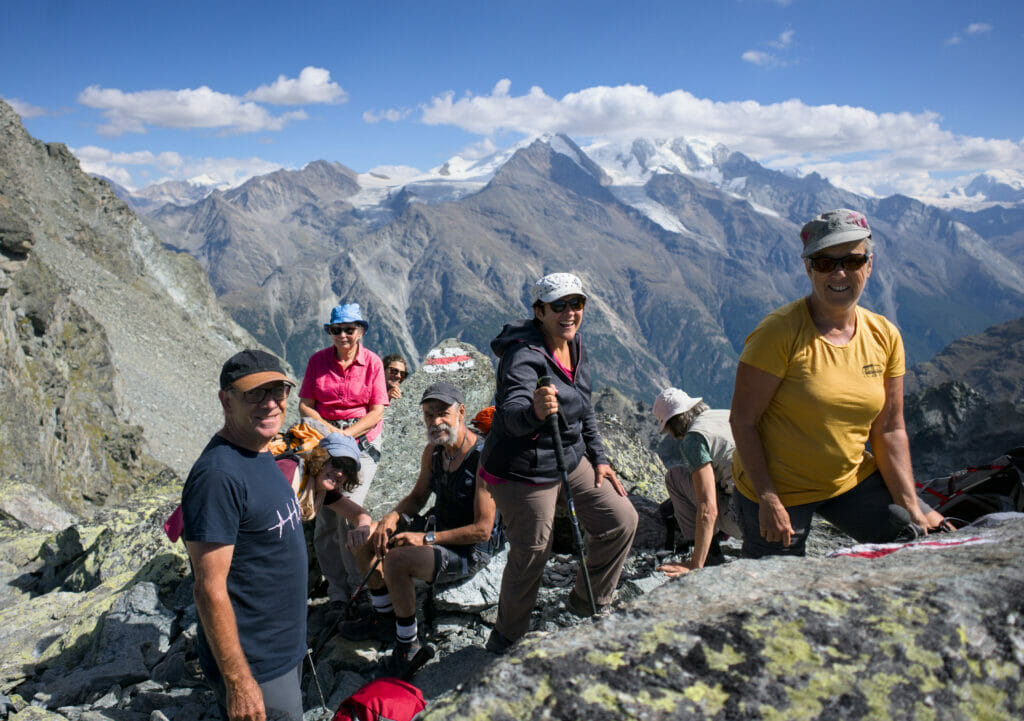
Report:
489,456,638,642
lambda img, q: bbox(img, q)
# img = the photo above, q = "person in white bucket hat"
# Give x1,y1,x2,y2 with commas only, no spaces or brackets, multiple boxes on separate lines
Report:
652,387,742,576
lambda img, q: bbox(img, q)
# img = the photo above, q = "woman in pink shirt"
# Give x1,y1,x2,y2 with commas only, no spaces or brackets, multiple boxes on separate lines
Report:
299,303,389,616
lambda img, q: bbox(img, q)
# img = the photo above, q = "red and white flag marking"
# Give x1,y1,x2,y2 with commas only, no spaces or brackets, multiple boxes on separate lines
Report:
423,346,475,374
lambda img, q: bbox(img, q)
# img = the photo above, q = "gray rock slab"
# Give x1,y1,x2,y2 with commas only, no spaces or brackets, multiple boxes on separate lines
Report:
433,549,507,612
419,516,1024,720
0,484,77,533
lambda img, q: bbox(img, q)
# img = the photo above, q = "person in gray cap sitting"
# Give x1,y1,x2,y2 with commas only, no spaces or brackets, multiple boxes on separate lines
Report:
343,381,502,676
652,387,742,577
298,302,389,618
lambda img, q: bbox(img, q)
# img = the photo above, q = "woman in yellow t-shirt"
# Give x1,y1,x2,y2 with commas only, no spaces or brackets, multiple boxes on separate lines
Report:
730,208,942,557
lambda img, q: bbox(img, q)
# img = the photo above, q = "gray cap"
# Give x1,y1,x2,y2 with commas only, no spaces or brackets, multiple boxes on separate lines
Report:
318,433,361,470
421,381,463,406
799,209,872,258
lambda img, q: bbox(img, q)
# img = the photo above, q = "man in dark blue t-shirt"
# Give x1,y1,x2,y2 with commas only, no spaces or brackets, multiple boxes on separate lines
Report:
183,349,307,721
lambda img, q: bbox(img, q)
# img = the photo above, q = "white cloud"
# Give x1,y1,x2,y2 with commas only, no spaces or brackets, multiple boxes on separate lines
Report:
4,97,49,118
946,21,993,45
76,68,343,136
79,84,307,136
363,107,413,123
769,29,795,49
72,144,284,191
742,50,779,67
245,66,347,105
743,29,794,66
414,81,1024,197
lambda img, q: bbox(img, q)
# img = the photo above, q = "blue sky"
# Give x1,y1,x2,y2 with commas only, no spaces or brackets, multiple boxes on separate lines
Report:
2,0,1022,200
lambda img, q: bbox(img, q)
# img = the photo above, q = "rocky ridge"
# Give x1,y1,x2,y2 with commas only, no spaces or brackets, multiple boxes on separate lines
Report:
0,98,257,515
904,315,1024,478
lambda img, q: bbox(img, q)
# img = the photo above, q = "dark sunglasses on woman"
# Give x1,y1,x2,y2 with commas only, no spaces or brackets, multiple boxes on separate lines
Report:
808,253,870,273
548,297,586,312
327,325,361,335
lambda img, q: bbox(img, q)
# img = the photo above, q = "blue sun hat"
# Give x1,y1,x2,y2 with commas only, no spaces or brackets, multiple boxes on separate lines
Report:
324,303,368,332
319,432,361,471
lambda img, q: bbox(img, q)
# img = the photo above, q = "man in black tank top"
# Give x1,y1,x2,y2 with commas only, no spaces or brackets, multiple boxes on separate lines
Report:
343,382,501,675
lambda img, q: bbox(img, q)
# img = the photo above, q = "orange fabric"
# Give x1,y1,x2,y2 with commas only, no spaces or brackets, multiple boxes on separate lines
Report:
472,406,495,435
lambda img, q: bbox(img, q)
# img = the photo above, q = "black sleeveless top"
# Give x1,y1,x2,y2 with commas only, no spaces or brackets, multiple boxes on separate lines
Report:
428,439,483,532
426,439,506,558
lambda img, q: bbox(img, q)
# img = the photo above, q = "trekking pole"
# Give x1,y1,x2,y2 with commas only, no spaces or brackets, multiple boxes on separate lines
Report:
313,553,384,661
305,648,328,712
537,376,598,616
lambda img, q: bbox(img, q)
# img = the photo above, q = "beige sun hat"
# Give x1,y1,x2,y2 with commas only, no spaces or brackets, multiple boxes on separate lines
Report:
652,387,702,432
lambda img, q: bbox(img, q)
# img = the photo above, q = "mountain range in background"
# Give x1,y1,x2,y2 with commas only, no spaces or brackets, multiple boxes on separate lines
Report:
125,133,1024,409
1,93,1022,509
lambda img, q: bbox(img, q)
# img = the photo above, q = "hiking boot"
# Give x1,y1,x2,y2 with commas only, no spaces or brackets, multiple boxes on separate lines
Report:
323,599,349,625
339,612,395,642
485,629,514,655
377,638,422,678
565,589,603,618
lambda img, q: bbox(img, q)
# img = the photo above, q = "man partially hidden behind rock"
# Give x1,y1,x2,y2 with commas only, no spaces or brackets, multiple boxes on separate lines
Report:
343,381,502,676
182,350,306,721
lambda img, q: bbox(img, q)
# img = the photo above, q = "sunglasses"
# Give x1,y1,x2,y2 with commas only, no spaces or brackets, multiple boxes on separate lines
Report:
239,383,291,404
386,366,408,379
548,297,586,313
327,325,361,336
329,456,357,472
808,253,870,273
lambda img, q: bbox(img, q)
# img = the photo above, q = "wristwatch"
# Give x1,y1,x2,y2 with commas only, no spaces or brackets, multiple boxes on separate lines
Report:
424,531,436,544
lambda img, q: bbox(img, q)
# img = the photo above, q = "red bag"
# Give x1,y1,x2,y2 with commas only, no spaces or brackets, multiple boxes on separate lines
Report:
332,678,426,721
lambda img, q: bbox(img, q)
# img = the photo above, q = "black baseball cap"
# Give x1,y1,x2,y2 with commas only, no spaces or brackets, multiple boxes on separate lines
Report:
420,381,463,406
219,349,293,391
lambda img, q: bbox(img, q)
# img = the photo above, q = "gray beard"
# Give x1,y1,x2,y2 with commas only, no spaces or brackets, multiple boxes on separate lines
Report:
427,423,458,447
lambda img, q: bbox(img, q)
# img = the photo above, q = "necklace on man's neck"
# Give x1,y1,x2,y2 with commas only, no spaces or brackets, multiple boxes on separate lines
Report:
443,429,471,469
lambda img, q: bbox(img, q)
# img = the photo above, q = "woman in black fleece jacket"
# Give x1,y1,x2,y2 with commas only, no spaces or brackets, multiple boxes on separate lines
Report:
480,272,638,653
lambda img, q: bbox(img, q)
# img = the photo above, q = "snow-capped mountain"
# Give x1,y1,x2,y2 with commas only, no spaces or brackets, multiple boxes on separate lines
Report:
100,177,230,214
134,134,1024,408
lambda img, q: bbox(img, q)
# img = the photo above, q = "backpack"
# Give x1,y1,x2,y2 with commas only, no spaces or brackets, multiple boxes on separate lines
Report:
916,447,1024,524
267,419,331,456
332,677,426,721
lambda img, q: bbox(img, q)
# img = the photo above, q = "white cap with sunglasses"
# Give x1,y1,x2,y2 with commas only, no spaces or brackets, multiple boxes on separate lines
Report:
530,272,587,305
799,209,871,258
